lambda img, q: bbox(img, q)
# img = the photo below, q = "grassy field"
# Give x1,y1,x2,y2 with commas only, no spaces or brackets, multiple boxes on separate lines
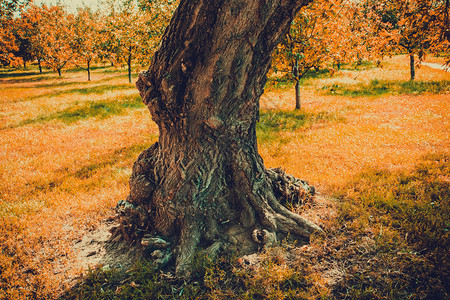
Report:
1,55,449,299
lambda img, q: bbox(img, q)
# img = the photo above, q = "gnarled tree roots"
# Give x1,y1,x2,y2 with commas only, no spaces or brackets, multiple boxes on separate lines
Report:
114,144,322,277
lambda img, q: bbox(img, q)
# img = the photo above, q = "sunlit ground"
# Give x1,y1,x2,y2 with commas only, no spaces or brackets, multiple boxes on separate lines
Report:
0,55,448,298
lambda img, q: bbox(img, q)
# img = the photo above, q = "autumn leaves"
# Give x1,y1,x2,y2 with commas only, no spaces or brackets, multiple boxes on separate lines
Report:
1,0,177,81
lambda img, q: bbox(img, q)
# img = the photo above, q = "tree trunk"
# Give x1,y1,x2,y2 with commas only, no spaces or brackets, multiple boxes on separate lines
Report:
128,50,132,83
293,59,301,110
87,59,91,81
123,0,320,277
409,53,415,81
38,58,42,74
57,68,61,76
23,60,26,69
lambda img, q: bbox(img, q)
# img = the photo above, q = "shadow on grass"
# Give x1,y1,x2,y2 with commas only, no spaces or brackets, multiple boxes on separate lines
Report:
332,153,449,299
0,66,134,85
0,74,57,84
3,94,144,130
257,109,344,144
0,70,48,78
322,79,450,97
265,69,334,91
16,83,135,103
55,84,134,96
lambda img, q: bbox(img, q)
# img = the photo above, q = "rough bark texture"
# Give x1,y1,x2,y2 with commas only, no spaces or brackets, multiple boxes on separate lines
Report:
122,0,321,276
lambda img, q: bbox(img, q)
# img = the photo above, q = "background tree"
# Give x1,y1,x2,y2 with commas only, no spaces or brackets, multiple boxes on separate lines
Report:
14,4,46,70
361,0,448,80
416,0,450,67
121,0,322,277
71,6,101,81
98,21,119,67
272,0,354,110
39,4,74,76
102,0,176,82
19,4,46,73
0,0,30,66
12,19,33,68
134,0,177,68
104,0,143,83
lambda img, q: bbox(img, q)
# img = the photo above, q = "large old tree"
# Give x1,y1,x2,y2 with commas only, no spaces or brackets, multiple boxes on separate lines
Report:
121,0,321,276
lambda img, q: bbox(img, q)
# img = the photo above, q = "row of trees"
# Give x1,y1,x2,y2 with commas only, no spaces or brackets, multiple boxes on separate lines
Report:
0,0,177,82
272,0,449,109
1,0,448,88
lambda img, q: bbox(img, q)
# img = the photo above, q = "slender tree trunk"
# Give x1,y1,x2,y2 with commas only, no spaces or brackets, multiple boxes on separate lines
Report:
38,58,42,74
123,0,320,277
409,53,415,81
57,68,61,76
293,59,301,110
23,61,26,69
87,59,91,81
128,50,132,83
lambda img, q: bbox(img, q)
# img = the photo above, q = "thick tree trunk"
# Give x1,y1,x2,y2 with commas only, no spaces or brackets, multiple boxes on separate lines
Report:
123,0,320,277
409,53,415,81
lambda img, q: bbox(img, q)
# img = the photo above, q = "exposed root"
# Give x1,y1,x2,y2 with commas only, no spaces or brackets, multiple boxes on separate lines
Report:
266,167,315,206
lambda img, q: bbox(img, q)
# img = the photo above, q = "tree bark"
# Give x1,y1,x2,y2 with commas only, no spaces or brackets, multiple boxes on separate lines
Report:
38,58,42,74
128,50,132,83
409,53,415,81
293,59,301,110
57,68,61,76
87,59,91,81
123,0,320,277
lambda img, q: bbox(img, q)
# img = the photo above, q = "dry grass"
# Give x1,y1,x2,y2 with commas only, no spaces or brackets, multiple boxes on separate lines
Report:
0,66,158,299
260,55,449,191
0,55,449,299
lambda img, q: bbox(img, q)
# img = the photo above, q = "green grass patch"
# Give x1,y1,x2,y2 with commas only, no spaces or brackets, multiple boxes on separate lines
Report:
333,153,450,298
19,83,134,103
323,79,450,97
52,95,143,123
66,84,133,95
257,109,343,144
265,69,333,91
6,94,144,129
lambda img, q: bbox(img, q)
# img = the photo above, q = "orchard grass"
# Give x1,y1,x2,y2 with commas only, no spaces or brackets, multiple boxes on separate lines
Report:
322,79,449,97
6,94,143,129
0,55,449,299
